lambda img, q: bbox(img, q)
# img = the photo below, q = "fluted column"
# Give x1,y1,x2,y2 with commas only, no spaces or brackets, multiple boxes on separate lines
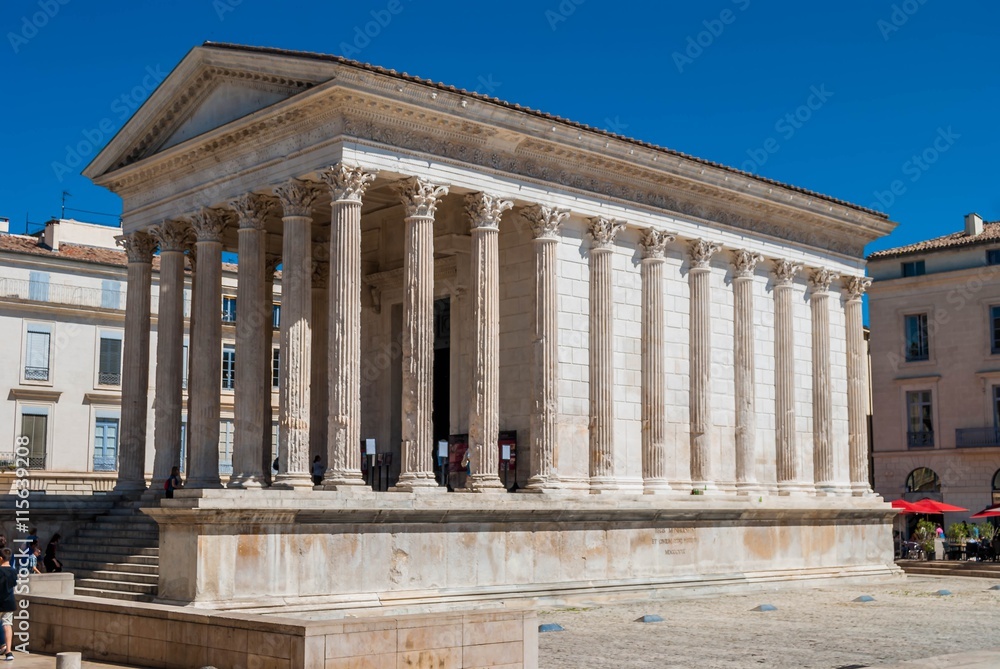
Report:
320,164,377,489
261,255,280,485
228,194,275,488
640,230,675,493
114,231,156,493
393,177,449,492
846,276,873,496
732,250,763,494
773,259,805,494
688,239,721,491
588,217,625,492
464,193,513,492
523,206,570,492
150,221,191,492
273,180,319,489
810,268,840,494
186,210,228,489
184,244,197,476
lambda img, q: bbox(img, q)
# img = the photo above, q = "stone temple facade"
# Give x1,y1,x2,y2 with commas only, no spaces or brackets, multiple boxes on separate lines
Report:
83,43,900,610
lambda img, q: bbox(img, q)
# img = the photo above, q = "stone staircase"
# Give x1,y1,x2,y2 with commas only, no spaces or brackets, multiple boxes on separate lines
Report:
60,499,159,602
897,558,1000,580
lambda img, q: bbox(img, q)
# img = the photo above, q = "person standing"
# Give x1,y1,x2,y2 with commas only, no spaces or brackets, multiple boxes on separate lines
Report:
43,534,61,573
0,548,16,661
311,456,325,486
164,466,182,499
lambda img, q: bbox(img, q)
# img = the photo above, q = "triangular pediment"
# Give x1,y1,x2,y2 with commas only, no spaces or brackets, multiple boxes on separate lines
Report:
84,45,334,180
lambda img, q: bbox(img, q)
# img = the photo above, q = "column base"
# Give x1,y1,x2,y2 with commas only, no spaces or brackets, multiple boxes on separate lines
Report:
523,476,571,493
776,481,813,496
851,483,875,497
689,481,725,496
322,473,370,492
463,474,507,493
814,482,852,497
588,476,622,493
178,477,223,491
227,476,265,489
271,473,314,490
643,479,673,494
113,480,147,494
734,481,765,496
391,474,446,493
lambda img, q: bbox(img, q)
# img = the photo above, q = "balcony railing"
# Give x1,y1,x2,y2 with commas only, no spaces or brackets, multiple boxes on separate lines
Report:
92,455,117,472
955,427,1000,448
98,371,121,386
23,366,49,381
907,430,935,448
0,276,190,316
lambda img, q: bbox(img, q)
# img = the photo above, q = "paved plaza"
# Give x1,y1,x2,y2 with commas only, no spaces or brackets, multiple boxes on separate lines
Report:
538,575,1000,668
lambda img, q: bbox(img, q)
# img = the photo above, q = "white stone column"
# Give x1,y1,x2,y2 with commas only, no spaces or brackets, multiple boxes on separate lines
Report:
846,275,873,496
732,249,763,494
150,221,191,492
588,217,625,492
810,268,840,494
640,229,675,493
114,231,156,493
261,255,280,485
772,259,805,495
185,210,228,489
688,239,721,492
184,243,197,476
320,164,377,489
464,192,513,492
310,244,329,470
523,205,570,492
393,177,449,492
228,194,275,488
273,180,319,489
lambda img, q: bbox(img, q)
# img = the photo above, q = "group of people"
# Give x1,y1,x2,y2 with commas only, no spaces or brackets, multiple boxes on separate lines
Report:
0,529,64,662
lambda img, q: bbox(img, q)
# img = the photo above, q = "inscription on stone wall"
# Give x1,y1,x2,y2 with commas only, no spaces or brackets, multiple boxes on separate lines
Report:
653,528,697,556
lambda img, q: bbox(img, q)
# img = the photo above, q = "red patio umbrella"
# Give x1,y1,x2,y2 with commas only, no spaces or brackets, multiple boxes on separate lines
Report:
970,505,1000,519
890,499,922,513
912,499,968,513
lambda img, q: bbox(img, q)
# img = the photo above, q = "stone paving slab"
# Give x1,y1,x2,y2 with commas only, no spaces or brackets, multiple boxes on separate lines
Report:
870,649,1000,668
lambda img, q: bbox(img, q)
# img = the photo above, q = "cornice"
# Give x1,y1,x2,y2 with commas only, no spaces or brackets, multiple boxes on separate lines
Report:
8,388,62,402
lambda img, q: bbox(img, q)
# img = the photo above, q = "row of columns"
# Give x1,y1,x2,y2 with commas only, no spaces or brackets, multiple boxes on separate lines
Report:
114,167,873,497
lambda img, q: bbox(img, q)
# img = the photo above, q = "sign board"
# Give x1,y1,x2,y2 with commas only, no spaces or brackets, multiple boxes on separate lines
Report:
438,440,448,458
365,438,376,455
501,444,511,461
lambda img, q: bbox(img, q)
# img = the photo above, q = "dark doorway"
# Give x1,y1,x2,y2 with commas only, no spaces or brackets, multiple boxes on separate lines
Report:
432,297,451,451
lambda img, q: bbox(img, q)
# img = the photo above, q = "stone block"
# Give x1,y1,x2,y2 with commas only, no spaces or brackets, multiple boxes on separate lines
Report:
462,641,524,668
325,629,397,660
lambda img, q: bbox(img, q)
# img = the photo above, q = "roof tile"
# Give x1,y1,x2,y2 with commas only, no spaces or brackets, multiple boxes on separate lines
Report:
867,222,1000,260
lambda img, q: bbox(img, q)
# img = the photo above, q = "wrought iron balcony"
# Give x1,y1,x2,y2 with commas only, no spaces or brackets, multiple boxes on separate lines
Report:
92,455,117,472
23,366,49,381
98,371,121,386
907,430,935,448
955,427,1000,448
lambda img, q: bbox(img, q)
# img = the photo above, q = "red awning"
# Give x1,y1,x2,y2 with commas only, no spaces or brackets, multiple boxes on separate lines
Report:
970,505,1000,519
911,499,968,513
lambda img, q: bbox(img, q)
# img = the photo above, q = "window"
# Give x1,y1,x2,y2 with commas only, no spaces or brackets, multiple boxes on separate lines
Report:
101,279,121,310
904,314,929,362
222,344,236,390
905,467,940,494
272,348,280,388
901,260,926,277
993,469,1000,506
272,303,281,330
219,419,234,475
991,306,1000,355
98,334,122,386
179,419,187,474
93,417,119,471
182,344,189,390
222,296,237,323
906,390,934,448
28,271,49,301
20,409,48,469
988,250,1000,266
24,324,51,381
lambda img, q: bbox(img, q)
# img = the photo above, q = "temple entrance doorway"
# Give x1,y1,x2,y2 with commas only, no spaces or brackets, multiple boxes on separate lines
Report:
432,297,450,487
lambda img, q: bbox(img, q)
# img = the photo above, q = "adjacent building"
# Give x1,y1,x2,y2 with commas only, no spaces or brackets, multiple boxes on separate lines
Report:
869,213,1000,514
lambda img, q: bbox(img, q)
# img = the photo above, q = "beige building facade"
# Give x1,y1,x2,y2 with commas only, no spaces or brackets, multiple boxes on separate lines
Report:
78,43,900,608
869,213,1000,515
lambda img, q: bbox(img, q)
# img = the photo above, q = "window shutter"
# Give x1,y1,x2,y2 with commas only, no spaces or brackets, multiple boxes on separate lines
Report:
26,331,50,370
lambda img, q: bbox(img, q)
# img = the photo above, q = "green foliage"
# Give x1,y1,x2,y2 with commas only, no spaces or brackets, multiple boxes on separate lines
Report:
946,522,968,543
977,522,997,542
913,519,937,557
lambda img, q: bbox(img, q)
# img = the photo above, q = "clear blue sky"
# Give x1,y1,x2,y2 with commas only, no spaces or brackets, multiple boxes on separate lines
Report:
1,0,997,256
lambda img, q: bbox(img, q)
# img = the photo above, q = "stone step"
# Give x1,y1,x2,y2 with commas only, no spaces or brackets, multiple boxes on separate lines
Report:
85,519,158,530
73,587,154,603
61,545,159,559
61,560,158,576
75,529,159,542
75,577,157,595
82,569,158,585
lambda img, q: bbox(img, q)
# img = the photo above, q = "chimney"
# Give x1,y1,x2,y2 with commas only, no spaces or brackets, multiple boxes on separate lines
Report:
965,212,984,236
0,217,8,234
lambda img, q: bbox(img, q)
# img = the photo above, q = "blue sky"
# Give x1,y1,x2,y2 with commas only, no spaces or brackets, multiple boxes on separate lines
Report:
1,0,997,256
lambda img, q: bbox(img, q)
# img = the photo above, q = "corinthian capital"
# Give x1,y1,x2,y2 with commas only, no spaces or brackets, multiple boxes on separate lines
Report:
116,231,157,263
394,177,449,218
772,258,802,286
274,179,320,218
150,220,192,253
588,217,626,249
639,229,675,259
732,249,764,278
521,205,569,240
229,193,277,230
465,192,513,231
688,239,722,269
188,208,230,242
809,268,840,294
846,275,873,300
322,164,378,203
